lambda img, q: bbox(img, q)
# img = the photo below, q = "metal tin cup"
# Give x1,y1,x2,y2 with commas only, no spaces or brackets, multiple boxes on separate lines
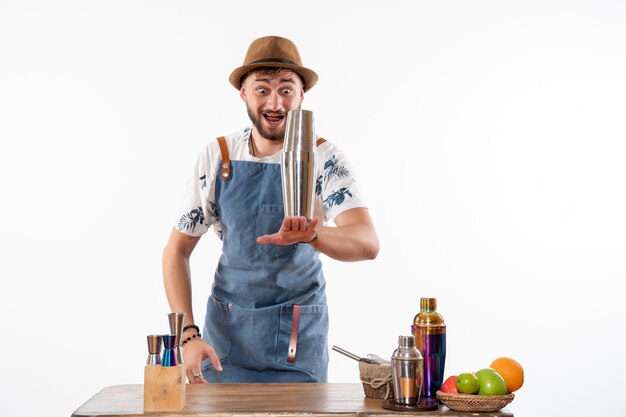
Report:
281,109,317,222
161,334,178,367
168,312,186,365
146,334,162,365
391,335,423,405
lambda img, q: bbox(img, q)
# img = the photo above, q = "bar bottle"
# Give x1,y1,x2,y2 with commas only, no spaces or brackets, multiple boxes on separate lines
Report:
411,297,446,398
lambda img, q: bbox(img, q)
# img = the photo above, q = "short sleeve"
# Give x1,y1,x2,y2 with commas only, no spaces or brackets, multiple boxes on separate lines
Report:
174,146,218,237
316,143,367,222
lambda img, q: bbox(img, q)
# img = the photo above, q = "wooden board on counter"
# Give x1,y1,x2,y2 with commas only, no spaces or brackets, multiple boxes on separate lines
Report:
72,383,514,417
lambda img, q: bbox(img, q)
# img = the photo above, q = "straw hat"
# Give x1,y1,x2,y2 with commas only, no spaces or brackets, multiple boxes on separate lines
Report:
229,36,318,92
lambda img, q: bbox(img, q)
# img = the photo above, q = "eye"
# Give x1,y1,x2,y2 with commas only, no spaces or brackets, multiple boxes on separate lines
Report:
281,88,293,94
256,87,267,94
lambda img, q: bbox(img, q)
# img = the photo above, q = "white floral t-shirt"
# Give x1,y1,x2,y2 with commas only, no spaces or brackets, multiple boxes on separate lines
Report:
175,127,367,238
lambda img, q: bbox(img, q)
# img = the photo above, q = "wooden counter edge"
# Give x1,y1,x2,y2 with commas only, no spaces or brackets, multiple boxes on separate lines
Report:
71,384,514,417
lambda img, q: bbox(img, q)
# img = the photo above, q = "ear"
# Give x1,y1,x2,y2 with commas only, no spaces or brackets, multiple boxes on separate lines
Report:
240,85,246,101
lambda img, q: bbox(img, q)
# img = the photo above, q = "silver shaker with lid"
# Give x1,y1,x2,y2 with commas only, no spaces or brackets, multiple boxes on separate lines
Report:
391,335,424,405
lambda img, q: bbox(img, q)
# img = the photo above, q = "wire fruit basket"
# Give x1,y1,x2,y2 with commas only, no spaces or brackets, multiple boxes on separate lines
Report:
436,391,514,412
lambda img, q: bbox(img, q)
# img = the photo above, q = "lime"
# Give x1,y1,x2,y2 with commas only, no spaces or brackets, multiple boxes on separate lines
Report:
476,368,507,396
456,372,480,394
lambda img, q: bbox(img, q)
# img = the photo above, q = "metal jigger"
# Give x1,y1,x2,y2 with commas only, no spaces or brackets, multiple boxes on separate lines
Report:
281,109,317,222
146,335,162,365
161,334,178,367
168,312,185,365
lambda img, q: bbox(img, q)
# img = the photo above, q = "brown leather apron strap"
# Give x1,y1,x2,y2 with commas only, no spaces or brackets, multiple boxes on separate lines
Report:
217,136,325,181
216,136,231,180
287,304,301,363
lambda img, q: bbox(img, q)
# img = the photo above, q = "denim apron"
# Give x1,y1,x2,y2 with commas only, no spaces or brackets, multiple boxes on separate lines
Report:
200,139,329,382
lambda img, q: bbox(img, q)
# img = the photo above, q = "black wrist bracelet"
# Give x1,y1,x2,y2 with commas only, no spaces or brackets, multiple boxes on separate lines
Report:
183,324,200,334
301,230,318,244
181,332,201,346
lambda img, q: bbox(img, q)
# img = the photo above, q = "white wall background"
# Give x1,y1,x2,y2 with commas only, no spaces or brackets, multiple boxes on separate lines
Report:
1,1,625,416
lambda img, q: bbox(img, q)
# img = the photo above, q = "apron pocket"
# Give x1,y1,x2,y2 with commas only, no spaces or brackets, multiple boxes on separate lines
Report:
202,295,232,371
276,304,329,377
257,204,298,258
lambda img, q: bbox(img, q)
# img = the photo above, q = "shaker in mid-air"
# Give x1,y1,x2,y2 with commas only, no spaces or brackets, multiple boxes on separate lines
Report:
281,109,317,222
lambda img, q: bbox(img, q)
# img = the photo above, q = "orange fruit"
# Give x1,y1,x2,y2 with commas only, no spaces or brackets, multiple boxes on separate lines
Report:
489,357,524,393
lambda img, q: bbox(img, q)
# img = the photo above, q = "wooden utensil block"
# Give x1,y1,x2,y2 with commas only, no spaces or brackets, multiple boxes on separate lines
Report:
143,364,186,412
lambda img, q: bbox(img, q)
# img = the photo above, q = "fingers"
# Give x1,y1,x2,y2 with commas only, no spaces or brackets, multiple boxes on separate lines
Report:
301,215,319,243
205,346,223,373
309,215,320,230
291,216,307,231
186,368,207,384
257,233,286,245
183,340,222,384
282,216,313,232
259,216,319,245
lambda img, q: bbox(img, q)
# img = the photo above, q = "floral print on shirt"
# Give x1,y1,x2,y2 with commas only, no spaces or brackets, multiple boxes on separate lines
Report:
323,187,353,212
319,155,353,210
177,206,205,232
323,155,350,180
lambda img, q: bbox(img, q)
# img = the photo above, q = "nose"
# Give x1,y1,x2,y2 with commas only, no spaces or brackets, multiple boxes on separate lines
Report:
265,91,283,112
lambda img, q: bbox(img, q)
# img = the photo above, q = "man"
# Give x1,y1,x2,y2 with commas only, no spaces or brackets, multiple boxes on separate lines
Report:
163,36,379,384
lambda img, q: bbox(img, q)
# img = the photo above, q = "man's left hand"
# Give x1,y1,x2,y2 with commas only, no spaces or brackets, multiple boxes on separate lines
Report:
257,215,319,246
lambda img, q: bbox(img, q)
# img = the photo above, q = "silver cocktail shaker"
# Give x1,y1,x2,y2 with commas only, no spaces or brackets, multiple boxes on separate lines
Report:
281,109,317,222
391,335,423,405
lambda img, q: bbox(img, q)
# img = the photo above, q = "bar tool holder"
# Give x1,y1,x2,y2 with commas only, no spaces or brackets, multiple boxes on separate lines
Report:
168,312,185,365
146,335,162,365
144,334,185,412
143,364,186,412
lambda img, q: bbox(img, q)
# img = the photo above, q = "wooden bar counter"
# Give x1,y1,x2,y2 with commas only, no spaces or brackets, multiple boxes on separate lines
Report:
72,383,514,417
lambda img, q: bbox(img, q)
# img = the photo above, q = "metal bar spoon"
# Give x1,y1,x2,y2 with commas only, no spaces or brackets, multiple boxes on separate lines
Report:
332,345,378,364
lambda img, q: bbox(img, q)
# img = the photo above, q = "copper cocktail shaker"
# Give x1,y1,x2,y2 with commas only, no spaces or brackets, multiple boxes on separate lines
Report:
281,109,317,222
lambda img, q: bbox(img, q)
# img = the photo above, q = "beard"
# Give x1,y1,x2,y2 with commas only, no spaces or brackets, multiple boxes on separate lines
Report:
246,105,287,141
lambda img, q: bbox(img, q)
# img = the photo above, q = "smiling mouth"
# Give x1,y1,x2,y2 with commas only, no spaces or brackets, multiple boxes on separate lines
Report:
262,113,285,126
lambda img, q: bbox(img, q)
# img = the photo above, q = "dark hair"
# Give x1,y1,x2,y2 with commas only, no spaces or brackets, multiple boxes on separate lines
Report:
241,67,305,88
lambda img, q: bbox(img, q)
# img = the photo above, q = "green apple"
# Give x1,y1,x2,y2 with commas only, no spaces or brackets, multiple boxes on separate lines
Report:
456,372,479,394
476,368,507,396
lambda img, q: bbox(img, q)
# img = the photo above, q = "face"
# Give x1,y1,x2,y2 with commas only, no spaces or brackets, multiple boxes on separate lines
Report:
240,69,304,141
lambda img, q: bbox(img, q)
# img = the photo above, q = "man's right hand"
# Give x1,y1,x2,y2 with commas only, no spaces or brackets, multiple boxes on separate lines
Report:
183,339,222,384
